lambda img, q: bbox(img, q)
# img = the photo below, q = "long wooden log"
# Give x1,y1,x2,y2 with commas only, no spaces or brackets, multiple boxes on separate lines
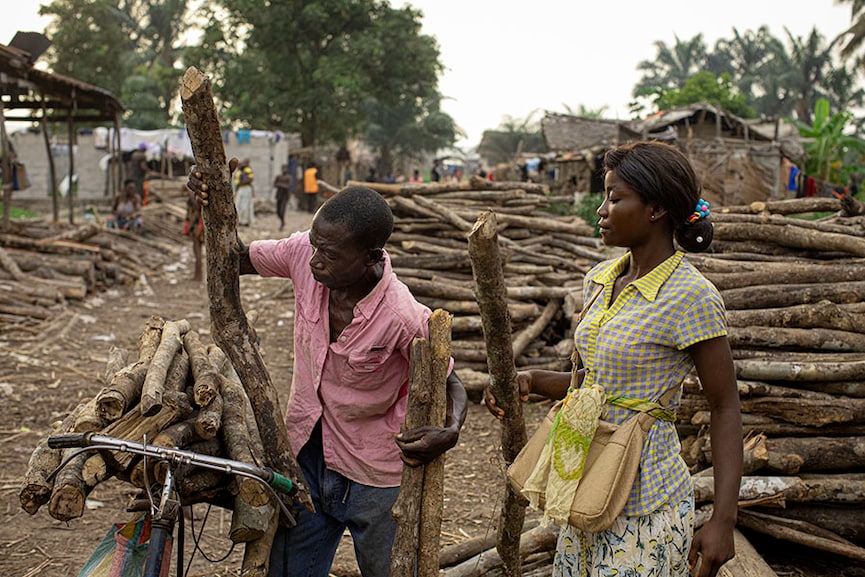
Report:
735,358,865,382
762,436,865,473
737,509,865,563
707,264,865,290
140,319,190,416
759,503,865,545
713,222,865,256
722,280,865,310
467,210,526,577
180,65,311,511
726,301,865,333
96,315,165,421
511,299,560,359
693,475,865,504
183,329,220,407
442,524,558,577
719,197,842,215
391,338,431,577
354,177,551,197
418,310,452,577
716,529,780,577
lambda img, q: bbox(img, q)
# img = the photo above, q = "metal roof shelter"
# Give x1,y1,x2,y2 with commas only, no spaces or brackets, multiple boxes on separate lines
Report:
0,35,124,227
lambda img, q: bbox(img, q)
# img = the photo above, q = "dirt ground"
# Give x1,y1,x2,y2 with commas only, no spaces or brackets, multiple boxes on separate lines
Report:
0,194,862,577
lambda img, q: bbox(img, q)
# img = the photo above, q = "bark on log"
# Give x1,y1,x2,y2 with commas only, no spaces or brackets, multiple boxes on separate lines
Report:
96,315,165,421
693,475,865,504
763,436,865,473
442,524,558,577
719,197,841,215
240,506,279,577
184,329,220,407
735,358,865,382
511,299,560,359
715,223,865,257
757,503,865,545
716,529,780,577
418,310,451,577
722,281,865,310
737,509,865,563
141,319,190,416
726,301,865,333
391,339,431,577
467,210,526,577
180,65,311,511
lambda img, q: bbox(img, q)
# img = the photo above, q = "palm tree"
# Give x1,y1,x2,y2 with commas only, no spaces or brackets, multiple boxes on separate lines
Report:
633,34,708,100
835,0,865,63
710,27,785,106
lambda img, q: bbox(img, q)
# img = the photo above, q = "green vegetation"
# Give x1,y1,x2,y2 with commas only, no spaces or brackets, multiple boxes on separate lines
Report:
790,98,865,186
574,193,603,238
0,203,41,219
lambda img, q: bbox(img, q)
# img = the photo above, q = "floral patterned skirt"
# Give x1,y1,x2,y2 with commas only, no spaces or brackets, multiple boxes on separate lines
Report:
552,496,694,577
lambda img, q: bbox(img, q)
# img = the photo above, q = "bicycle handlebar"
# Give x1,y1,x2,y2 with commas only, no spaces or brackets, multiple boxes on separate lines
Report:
47,432,296,497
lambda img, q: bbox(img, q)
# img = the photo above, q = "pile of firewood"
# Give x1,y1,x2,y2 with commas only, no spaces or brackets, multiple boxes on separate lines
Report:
678,196,865,566
0,200,187,336
19,314,279,572
358,177,608,397
431,195,865,577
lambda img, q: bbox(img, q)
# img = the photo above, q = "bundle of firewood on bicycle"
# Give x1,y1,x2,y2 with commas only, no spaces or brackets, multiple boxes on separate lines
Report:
19,315,273,525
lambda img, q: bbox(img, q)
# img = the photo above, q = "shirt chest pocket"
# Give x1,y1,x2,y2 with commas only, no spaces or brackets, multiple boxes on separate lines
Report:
342,346,393,390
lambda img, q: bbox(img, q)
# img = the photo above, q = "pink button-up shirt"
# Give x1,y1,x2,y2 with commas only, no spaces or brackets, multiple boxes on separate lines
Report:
249,231,431,487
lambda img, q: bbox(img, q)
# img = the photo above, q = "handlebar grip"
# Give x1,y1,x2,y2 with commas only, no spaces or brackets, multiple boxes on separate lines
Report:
48,433,90,449
269,471,295,496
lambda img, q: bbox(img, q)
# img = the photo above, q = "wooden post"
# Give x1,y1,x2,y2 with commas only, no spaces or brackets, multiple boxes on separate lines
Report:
179,66,312,514
390,309,452,577
467,210,526,577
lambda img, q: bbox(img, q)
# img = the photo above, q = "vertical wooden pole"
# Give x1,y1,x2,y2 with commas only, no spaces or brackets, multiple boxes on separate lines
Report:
468,210,526,577
66,112,75,224
0,97,12,231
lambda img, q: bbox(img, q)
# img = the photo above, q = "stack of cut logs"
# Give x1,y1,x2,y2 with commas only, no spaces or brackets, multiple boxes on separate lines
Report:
0,195,188,335
356,176,606,398
19,314,279,574
678,195,865,566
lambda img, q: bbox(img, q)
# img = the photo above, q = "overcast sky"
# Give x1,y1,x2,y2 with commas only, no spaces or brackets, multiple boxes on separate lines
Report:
3,1,856,148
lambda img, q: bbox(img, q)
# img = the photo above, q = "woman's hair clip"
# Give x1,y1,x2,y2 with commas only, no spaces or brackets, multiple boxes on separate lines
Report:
687,199,710,223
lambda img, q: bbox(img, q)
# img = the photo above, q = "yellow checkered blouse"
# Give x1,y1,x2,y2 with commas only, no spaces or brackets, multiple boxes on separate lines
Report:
575,251,727,517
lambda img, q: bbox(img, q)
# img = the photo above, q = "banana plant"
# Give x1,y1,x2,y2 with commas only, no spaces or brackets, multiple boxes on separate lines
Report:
790,98,865,185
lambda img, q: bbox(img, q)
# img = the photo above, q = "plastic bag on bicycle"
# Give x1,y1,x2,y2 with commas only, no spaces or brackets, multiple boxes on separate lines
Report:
77,513,172,577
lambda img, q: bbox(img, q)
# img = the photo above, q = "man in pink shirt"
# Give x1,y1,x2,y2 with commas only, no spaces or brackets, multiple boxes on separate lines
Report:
192,170,467,577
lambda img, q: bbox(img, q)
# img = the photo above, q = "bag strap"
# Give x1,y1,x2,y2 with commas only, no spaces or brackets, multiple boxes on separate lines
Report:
605,388,679,422
569,284,604,388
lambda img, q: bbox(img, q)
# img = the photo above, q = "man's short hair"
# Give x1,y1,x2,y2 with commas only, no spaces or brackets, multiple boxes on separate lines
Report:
317,186,394,249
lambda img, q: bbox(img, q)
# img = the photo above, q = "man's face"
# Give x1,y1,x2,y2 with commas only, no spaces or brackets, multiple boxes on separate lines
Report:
308,218,373,289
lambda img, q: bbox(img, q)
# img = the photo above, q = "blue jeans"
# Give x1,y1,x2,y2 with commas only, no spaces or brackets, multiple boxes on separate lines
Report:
268,422,399,577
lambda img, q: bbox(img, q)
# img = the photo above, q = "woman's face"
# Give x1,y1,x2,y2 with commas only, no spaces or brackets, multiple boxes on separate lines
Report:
596,170,655,248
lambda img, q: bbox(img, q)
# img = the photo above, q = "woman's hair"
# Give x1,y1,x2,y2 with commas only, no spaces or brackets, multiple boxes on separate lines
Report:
316,185,394,250
603,140,713,252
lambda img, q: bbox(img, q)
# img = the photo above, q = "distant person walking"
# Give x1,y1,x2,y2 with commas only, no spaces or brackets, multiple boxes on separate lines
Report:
302,162,319,214
273,163,293,231
234,158,255,226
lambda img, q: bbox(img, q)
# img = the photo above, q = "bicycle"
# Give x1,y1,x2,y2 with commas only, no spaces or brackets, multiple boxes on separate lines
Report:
47,432,297,577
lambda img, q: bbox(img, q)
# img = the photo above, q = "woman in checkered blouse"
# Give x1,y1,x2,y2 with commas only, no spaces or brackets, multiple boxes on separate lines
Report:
485,141,742,577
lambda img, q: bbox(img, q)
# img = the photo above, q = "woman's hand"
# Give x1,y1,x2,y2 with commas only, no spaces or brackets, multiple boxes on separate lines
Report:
482,372,532,421
689,517,735,577
187,157,239,206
